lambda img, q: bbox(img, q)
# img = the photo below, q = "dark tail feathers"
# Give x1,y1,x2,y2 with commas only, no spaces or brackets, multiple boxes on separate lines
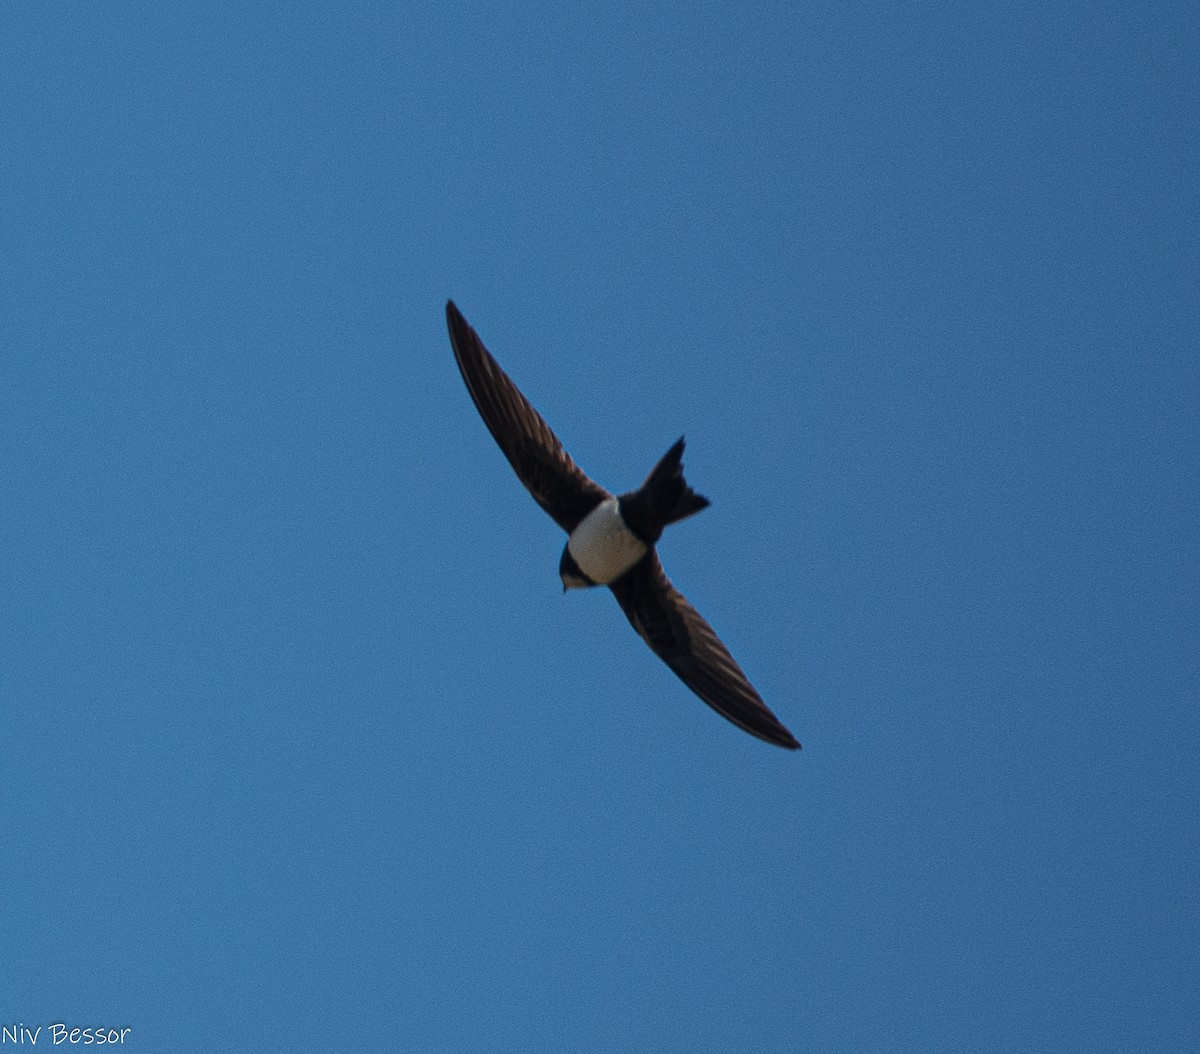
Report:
622,437,710,543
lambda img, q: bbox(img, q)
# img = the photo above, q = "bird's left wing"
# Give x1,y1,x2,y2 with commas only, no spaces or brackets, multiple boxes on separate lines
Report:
447,301,609,533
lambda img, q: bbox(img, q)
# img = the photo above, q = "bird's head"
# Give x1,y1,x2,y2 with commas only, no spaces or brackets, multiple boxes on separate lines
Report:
559,545,594,593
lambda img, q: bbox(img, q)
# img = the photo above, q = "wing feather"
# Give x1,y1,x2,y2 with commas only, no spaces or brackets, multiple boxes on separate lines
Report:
447,301,608,532
609,554,800,749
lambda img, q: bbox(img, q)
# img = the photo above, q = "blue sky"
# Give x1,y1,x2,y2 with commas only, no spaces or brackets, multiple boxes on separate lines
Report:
3,2,1197,1051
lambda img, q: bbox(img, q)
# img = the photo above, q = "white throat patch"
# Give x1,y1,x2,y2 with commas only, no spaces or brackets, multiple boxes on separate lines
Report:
567,497,647,585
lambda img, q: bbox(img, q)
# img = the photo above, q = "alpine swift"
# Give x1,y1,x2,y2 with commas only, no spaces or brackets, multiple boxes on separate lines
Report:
446,300,800,750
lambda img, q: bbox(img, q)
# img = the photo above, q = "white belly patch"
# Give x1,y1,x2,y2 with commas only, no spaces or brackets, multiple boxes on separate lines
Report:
567,498,647,585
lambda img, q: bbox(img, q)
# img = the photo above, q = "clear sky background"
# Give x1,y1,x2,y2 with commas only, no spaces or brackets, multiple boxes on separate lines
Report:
3,2,1197,1052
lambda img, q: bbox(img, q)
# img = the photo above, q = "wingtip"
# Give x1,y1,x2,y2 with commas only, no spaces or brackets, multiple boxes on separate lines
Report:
446,300,472,345
762,725,802,750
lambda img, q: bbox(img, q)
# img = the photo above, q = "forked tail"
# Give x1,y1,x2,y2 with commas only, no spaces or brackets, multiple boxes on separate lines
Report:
621,437,710,543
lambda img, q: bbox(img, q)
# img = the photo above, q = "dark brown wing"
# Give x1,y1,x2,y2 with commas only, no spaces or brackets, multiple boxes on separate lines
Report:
609,554,800,749
447,301,609,533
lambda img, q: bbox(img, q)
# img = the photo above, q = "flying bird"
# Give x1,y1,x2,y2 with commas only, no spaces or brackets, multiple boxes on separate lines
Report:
446,300,799,749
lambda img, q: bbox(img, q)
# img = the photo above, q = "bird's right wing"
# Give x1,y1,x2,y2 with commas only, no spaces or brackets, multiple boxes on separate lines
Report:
447,301,609,533
609,554,800,749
